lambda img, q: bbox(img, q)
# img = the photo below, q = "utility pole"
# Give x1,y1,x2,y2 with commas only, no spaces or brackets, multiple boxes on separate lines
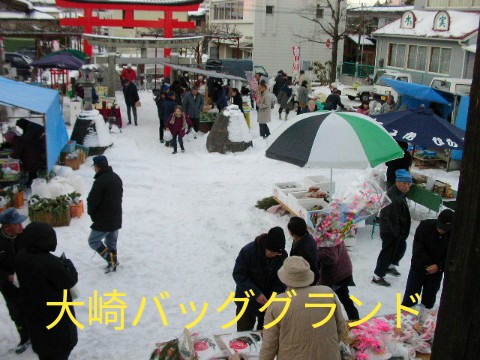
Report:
430,22,480,359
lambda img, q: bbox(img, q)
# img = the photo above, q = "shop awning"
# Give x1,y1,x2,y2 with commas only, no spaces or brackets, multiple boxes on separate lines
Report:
0,77,69,171
381,78,450,105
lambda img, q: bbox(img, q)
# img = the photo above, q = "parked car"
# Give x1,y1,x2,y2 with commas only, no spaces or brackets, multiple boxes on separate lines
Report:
372,71,411,102
5,52,33,80
343,70,411,102
430,77,472,96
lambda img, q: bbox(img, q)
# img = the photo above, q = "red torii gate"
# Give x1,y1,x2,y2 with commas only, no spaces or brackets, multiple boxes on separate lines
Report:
56,0,202,60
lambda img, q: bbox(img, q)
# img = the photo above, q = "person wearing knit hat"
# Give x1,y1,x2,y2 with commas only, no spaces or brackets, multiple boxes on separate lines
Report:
402,209,454,309
373,167,412,287
259,256,346,360
265,226,286,253
232,229,287,331
0,208,30,354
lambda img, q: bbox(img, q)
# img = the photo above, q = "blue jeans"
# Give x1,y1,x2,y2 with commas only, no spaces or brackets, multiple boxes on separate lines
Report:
88,230,119,252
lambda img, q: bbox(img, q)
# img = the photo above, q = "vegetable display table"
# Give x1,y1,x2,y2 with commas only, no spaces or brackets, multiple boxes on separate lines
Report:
407,185,456,213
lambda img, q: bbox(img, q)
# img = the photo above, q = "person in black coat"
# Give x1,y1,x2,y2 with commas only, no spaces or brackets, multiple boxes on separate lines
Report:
122,79,140,125
402,209,454,309
154,88,166,143
323,89,345,111
161,91,178,147
231,88,244,114
87,155,123,272
373,169,413,287
15,222,78,360
0,208,30,354
287,216,320,285
233,228,288,331
386,141,412,188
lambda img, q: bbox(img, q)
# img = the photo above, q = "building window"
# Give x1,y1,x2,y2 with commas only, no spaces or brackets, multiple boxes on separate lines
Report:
316,5,324,18
427,0,474,8
212,1,244,20
387,43,406,68
407,45,427,70
266,5,274,14
429,47,451,74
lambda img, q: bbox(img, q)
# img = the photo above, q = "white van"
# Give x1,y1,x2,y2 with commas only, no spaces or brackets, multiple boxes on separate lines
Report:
430,77,472,96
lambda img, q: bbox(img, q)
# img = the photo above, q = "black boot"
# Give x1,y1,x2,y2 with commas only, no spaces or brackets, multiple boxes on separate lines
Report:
96,244,111,263
105,250,119,274
15,326,30,354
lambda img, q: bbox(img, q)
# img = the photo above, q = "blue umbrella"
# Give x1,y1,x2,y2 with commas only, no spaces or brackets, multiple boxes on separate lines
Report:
374,107,465,150
31,52,84,70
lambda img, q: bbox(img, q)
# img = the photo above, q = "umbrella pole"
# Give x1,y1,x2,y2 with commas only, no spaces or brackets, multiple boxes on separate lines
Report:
329,168,333,198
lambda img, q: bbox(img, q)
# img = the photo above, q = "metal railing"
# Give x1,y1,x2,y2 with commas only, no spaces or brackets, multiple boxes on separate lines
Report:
341,62,375,78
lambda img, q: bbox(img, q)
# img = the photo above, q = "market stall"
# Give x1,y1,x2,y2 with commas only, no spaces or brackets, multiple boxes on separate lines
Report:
374,107,465,171
0,77,69,175
406,173,456,214
148,308,437,359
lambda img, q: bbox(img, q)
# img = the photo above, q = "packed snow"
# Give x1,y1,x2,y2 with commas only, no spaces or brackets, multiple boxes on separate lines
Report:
0,86,460,359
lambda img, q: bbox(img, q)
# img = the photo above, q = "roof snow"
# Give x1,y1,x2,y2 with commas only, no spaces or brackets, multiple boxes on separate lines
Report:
0,9,55,20
348,5,414,12
373,10,479,40
463,44,477,53
348,35,375,46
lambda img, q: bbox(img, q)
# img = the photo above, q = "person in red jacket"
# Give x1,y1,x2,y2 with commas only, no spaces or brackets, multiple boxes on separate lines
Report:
317,241,360,321
120,64,137,83
166,105,193,154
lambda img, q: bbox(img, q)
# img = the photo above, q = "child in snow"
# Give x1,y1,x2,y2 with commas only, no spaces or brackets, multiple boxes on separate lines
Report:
166,105,193,154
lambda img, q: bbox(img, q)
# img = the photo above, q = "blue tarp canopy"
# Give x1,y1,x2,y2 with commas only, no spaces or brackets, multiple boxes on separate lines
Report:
382,78,450,105
0,77,69,172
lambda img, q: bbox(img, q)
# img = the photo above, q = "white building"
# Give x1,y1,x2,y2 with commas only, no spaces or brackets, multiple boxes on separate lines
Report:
208,0,345,77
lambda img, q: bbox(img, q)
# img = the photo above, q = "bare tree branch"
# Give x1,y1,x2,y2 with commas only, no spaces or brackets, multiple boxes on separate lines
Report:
292,0,347,82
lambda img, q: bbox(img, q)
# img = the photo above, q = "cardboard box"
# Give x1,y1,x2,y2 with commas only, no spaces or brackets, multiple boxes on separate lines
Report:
273,182,304,204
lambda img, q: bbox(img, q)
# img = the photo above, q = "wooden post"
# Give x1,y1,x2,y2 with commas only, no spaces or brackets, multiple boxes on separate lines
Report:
431,21,480,359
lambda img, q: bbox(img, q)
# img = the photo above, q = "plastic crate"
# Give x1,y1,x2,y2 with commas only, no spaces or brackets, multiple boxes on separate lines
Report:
62,141,76,153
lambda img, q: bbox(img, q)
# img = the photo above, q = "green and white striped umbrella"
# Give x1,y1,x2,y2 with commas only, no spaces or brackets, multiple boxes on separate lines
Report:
266,111,403,169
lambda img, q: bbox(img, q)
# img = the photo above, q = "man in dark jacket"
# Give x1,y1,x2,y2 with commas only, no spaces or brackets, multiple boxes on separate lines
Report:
386,141,412,188
272,70,285,98
402,209,454,309
233,227,288,331
318,241,360,321
373,169,412,287
154,88,166,143
87,155,123,273
122,78,140,125
0,208,30,354
15,222,78,360
288,216,319,285
182,86,204,134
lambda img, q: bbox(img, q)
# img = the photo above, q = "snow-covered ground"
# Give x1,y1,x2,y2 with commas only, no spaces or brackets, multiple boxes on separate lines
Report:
0,87,460,359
